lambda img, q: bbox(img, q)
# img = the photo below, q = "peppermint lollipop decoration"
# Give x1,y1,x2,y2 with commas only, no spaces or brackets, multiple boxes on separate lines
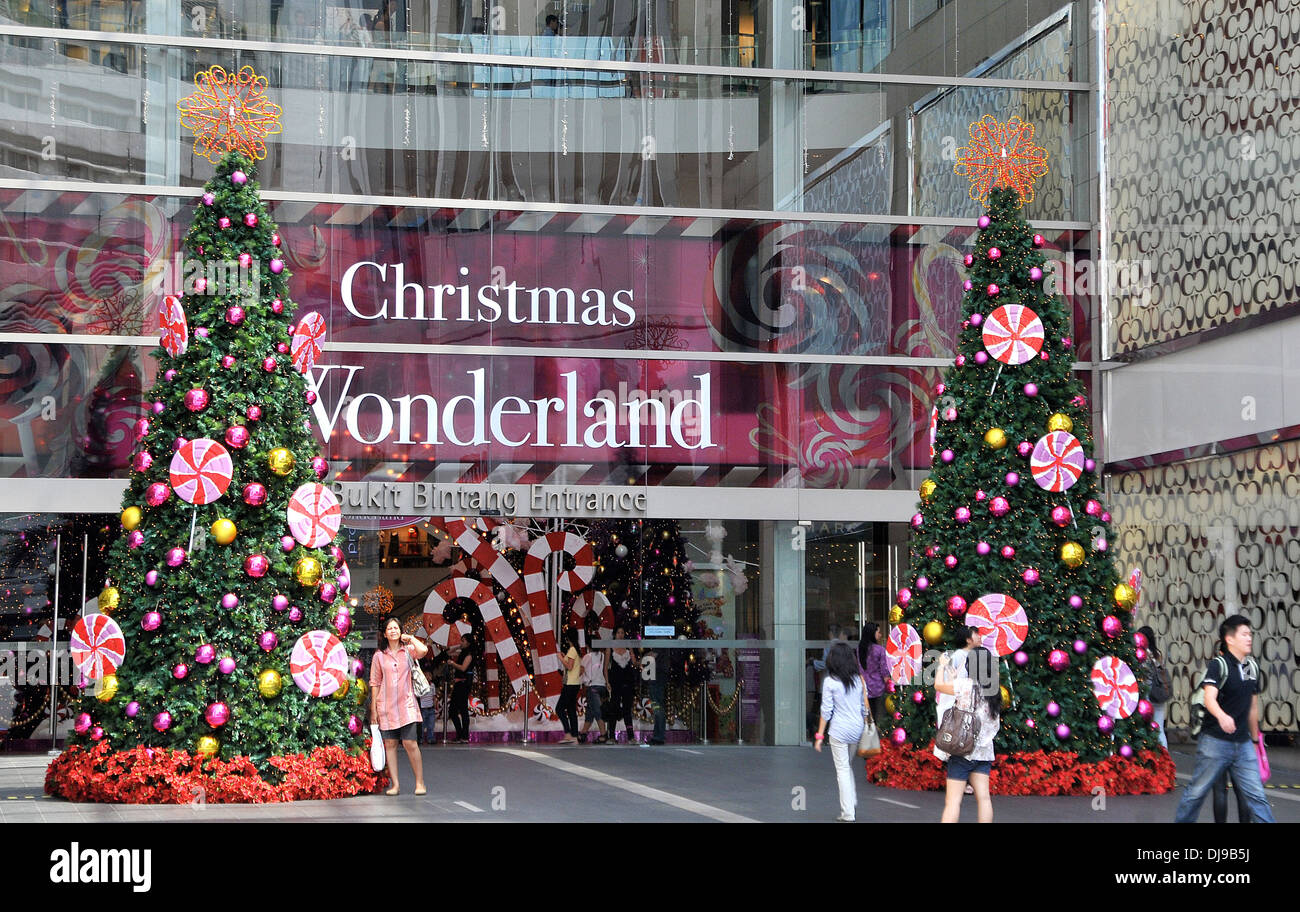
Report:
965,593,1029,657
169,438,233,504
291,311,327,374
158,295,189,358
289,630,349,698
70,614,126,680
286,483,342,548
1031,431,1085,492
1090,656,1139,719
982,304,1044,365
886,623,923,684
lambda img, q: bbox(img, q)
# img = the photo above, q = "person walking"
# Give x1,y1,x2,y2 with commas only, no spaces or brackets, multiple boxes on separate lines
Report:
417,657,437,744
580,638,609,743
556,631,582,744
447,640,475,744
369,615,428,796
606,627,638,743
813,641,868,822
933,626,1000,823
1137,625,1171,749
858,622,889,728
643,646,667,745
1173,615,1274,823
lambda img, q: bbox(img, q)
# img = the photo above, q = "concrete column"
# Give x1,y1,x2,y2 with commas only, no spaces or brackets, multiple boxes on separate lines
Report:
768,520,806,745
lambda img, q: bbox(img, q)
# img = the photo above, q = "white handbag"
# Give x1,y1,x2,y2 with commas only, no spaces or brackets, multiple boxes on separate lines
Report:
369,724,387,772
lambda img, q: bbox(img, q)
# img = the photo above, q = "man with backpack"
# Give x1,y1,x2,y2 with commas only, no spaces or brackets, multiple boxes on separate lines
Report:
1173,615,1274,823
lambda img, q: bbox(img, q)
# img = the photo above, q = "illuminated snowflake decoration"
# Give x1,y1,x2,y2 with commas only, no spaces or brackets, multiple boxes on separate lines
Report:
954,115,1049,205
177,65,283,162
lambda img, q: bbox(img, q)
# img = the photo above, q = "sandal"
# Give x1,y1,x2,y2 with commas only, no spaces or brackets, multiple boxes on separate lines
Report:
385,786,400,796
414,785,427,796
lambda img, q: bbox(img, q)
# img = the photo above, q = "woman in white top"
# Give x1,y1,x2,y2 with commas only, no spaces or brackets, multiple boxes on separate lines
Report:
579,641,610,744
814,641,869,822
933,626,1001,823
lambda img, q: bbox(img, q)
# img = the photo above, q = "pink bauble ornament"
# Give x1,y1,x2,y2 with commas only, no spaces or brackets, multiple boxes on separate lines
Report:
1029,266,1044,282
347,715,361,735
1101,511,1111,522
270,258,284,274
962,279,973,291
1001,545,1015,559
173,436,187,452
1085,500,1101,516
942,407,957,422
244,212,258,227
925,546,939,558
954,355,966,366
935,383,946,396
1119,744,1134,758
173,663,189,680
127,530,145,549
941,449,955,463
225,425,250,449
153,711,172,732
271,298,284,314
145,570,160,587
1133,631,1148,650
891,728,907,746
978,216,990,228
184,388,209,412
305,389,318,405
262,356,277,372
320,583,338,604
1026,718,1036,729
944,554,958,569
1098,715,1115,734
246,405,263,421
288,606,303,623
226,304,247,325
220,593,238,610
272,594,289,612
970,313,983,326
1023,568,1040,585
954,507,971,524
134,418,150,441
1017,441,1032,457
1051,505,1071,526
976,541,991,556
988,247,1001,260
231,170,247,185
75,713,92,734
948,595,967,616
221,355,236,369
1033,234,1045,247
1055,724,1071,740
963,254,974,267
125,701,140,718
974,490,987,502
311,456,328,478
1048,651,1069,672
1069,594,1084,609
218,657,236,675
90,726,104,741
166,547,186,567
244,553,270,578
1085,458,1096,472
152,400,166,415
989,496,1010,517
164,369,178,381
1138,699,1154,719
1102,615,1122,637
910,513,924,530
194,327,209,338
1095,537,1108,552
1013,650,1028,667
280,535,295,553
1005,471,1020,486
911,690,925,704
897,587,912,606
1073,639,1088,654
1135,647,1147,662
216,218,232,232
987,284,1000,296
259,631,278,652
1024,383,1039,397
1046,701,1061,717
276,342,289,355
974,351,988,365
237,253,252,269
195,644,216,664
271,232,281,247
915,576,929,591
243,483,267,506
132,451,153,473
205,702,230,727
334,611,352,636
202,192,215,206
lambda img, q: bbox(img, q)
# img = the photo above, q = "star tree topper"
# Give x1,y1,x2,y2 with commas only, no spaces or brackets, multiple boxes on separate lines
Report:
177,65,283,163
954,114,1049,205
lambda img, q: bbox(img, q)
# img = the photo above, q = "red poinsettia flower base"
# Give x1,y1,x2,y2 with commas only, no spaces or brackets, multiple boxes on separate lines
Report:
865,740,1176,796
46,743,388,804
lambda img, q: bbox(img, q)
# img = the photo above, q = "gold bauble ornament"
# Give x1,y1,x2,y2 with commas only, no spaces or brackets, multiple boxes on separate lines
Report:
98,587,121,615
268,447,296,476
983,427,1008,449
295,556,323,587
353,679,368,704
210,518,238,546
257,669,283,698
332,678,351,701
888,604,904,625
1000,685,1011,709
922,620,945,646
1060,541,1086,569
1113,582,1138,611
120,507,142,531
95,673,119,703
1047,413,1074,433
884,696,895,714
919,479,937,502
195,736,220,758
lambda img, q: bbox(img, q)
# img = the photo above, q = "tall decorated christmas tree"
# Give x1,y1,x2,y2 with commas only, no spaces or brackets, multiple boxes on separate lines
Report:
868,116,1175,795
47,67,378,803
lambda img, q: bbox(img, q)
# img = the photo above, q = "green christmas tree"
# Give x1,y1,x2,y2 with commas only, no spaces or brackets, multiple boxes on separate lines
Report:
886,164,1165,777
61,145,367,772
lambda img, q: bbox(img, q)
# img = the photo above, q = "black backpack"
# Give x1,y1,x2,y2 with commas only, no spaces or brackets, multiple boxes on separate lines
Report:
1189,654,1260,736
1147,658,1172,705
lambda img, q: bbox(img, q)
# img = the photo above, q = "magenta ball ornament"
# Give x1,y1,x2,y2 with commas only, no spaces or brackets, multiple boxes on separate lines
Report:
280,535,295,553
944,554,958,569
941,449,955,463
271,233,281,247
288,606,303,623
1005,471,1020,486
74,713,92,734
947,595,967,617
141,611,162,631
974,351,988,365
127,530,145,549
1085,500,1101,516
1102,615,1122,637
173,436,187,452
1069,594,1084,609
976,541,991,556
202,192,215,206
1133,631,1148,650
1135,647,1147,662
226,305,246,325
1001,545,1015,559
925,545,939,558
184,388,209,412
915,576,929,591
897,587,912,606
954,355,966,367
205,702,230,727
963,254,974,267
262,356,277,373
1046,701,1061,717
954,506,971,524
270,258,284,274
312,456,328,478
347,715,362,735
272,594,289,612
173,663,189,680
1085,458,1097,473
978,216,990,228
1017,440,1032,457
216,217,231,230
1024,383,1039,397
242,482,267,506
963,279,973,291
1051,505,1071,526
165,368,178,381
152,400,165,414
1055,724,1072,740
125,701,140,718
246,405,263,421
271,298,284,314
1095,537,1109,552
145,570,160,587
195,326,210,339
237,253,252,269
166,547,186,567
1137,699,1154,719
1026,718,1036,729
890,728,907,746
1073,639,1088,654
912,690,926,704
351,658,365,677
305,389,318,406
988,247,1001,260
195,644,216,665
1101,512,1112,523
1023,568,1040,586
218,657,236,675
910,513,924,530
1013,650,1029,667
225,425,250,449
320,583,338,604
220,593,238,610
334,610,352,637
942,407,957,422
276,342,289,355
259,631,278,652
970,313,983,326
987,283,1000,296
132,451,152,473
1119,744,1134,758
244,212,258,227
1048,650,1069,672
153,711,172,733
1029,266,1044,281
89,726,104,741
244,553,270,578
231,169,247,185
221,355,236,369
1033,233,1045,247
134,418,150,441
989,496,1010,517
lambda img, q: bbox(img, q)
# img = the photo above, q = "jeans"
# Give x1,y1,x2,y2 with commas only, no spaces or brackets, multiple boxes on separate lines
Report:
649,681,666,741
557,684,580,735
1213,768,1252,823
829,738,856,820
585,685,607,725
1174,735,1274,823
420,705,437,743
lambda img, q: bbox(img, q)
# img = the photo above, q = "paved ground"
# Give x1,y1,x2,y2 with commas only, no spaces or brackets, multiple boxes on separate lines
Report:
1,742,1296,823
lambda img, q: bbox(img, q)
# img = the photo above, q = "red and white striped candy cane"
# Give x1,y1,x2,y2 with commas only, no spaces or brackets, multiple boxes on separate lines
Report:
569,589,615,647
483,640,501,710
422,573,530,698
524,531,595,700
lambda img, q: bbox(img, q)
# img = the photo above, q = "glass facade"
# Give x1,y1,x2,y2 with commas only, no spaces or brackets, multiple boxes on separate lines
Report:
3,1,1168,750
